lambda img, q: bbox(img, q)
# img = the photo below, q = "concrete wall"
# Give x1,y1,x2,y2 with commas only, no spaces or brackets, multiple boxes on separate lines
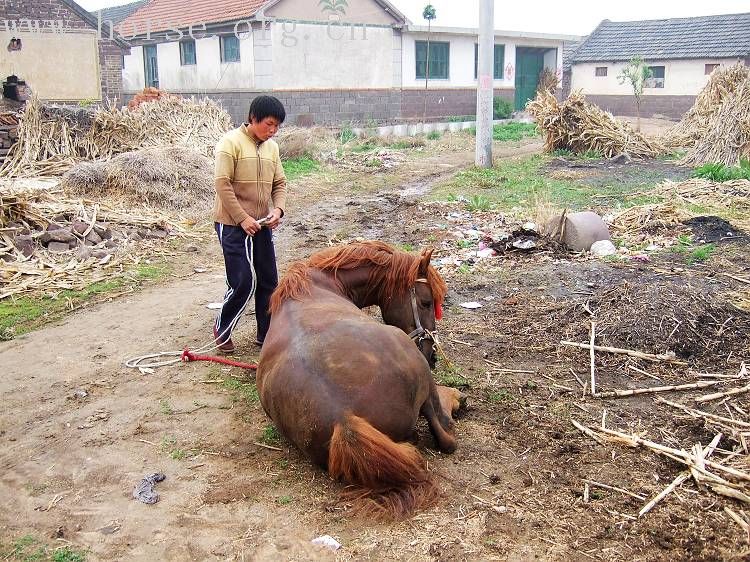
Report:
1,0,126,101
266,0,400,25
582,94,696,119
123,34,255,91
402,32,564,91
0,30,101,100
571,58,739,96
271,22,393,89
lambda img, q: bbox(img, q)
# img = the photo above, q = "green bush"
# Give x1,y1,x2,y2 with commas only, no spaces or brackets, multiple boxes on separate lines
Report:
693,159,750,182
426,130,441,140
493,97,514,119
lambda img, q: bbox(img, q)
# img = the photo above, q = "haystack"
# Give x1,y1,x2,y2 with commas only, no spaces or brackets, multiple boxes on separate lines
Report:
527,90,664,158
0,94,232,178
664,63,750,156
60,147,213,210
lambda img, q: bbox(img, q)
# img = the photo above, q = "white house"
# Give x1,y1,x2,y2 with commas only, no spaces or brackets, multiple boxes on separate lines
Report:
110,0,576,125
568,13,750,119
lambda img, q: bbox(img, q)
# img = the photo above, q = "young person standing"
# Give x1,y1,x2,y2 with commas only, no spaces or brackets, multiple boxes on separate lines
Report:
212,96,287,353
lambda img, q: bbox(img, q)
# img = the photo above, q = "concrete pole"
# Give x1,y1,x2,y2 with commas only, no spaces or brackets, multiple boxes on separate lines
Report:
475,0,494,167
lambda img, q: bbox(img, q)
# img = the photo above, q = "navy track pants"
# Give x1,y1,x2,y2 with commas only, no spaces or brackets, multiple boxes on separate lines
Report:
214,223,278,344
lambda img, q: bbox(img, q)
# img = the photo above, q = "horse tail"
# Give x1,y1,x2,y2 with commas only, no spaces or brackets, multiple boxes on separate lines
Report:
327,413,439,520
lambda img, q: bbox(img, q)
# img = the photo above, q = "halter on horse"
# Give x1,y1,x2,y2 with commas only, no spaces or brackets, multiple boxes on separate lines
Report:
256,241,463,519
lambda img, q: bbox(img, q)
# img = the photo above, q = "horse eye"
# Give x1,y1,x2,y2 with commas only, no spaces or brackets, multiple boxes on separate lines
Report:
421,299,433,308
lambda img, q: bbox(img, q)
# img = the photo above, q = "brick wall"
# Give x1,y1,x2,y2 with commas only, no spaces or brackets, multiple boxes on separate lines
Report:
128,87,518,126
0,0,127,102
584,94,696,120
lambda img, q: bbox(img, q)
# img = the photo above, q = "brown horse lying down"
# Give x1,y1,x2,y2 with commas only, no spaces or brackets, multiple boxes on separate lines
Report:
256,242,463,519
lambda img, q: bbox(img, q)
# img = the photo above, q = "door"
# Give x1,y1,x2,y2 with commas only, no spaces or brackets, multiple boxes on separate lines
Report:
144,45,159,88
515,48,545,111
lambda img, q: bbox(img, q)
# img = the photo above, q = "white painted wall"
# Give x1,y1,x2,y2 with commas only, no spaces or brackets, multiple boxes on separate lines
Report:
1,30,101,100
571,58,739,96
123,45,144,91
122,34,255,92
271,22,393,89
402,32,564,89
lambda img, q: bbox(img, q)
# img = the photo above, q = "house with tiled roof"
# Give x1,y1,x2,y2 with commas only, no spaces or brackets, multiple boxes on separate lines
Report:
112,0,575,125
97,0,149,26
0,0,129,102
569,13,750,118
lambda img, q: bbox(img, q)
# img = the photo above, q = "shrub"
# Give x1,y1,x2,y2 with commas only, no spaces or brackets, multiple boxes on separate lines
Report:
493,97,514,119
694,159,750,182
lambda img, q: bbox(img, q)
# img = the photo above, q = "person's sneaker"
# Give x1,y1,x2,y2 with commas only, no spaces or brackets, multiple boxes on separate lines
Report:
253,339,264,349
213,327,235,354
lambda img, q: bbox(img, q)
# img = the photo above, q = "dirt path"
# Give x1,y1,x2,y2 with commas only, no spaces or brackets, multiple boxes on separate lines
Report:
6,137,746,561
1,142,548,561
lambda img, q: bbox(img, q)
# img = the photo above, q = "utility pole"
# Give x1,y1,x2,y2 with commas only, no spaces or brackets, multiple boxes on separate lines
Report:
475,0,494,167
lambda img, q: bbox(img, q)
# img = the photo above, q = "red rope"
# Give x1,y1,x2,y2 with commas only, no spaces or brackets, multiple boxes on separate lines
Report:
181,347,258,370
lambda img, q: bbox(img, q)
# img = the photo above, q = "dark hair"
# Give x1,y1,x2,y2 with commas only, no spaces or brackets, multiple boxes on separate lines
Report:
248,95,286,124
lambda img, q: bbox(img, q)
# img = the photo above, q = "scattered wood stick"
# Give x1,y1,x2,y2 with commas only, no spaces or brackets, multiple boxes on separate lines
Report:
571,419,605,445
589,321,596,396
450,338,475,347
594,425,750,483
253,442,282,452
725,506,750,532
639,434,722,517
628,365,662,381
594,380,721,399
583,479,646,500
710,484,750,504
722,273,750,285
570,369,585,388
657,398,750,429
696,383,750,404
560,341,687,364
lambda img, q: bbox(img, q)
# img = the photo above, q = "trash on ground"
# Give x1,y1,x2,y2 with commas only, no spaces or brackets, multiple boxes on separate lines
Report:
133,472,166,504
311,535,342,551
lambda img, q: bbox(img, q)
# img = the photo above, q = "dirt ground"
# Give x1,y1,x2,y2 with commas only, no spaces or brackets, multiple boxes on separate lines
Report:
2,137,750,561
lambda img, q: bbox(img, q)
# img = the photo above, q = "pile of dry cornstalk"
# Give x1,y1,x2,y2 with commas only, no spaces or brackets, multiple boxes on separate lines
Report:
649,178,750,211
664,63,750,167
527,90,665,158
0,95,232,178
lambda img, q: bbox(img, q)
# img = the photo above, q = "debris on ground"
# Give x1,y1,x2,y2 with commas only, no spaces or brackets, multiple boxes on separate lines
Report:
61,147,213,210
311,535,342,551
527,90,665,158
327,148,407,172
133,472,166,504
0,184,196,299
0,94,231,177
663,63,750,166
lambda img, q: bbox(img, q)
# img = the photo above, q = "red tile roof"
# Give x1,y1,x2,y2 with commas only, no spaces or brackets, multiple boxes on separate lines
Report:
120,0,268,35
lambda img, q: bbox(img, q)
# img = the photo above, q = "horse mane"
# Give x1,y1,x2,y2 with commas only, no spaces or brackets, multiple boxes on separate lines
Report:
269,241,447,314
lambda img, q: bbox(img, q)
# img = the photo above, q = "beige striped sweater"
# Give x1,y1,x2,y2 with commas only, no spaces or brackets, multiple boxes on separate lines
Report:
213,125,287,225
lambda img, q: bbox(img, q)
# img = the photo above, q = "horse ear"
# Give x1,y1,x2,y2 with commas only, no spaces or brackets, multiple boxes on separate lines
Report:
418,248,434,276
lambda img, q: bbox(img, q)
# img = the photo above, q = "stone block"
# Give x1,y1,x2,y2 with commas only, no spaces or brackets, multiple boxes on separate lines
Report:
546,211,611,252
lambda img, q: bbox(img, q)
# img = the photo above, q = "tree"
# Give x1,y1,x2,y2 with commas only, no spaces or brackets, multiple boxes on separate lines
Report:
422,4,436,125
617,56,653,132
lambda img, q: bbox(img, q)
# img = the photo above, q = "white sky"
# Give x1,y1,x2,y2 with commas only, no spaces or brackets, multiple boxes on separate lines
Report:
75,0,750,36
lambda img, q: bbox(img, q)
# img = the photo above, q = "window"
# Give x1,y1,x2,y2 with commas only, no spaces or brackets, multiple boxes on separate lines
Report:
180,40,196,66
645,65,665,88
705,63,720,75
415,41,449,79
220,35,240,63
595,66,608,77
474,44,506,79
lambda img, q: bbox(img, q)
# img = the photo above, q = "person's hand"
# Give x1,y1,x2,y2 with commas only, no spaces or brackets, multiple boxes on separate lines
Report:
239,216,262,235
264,208,283,230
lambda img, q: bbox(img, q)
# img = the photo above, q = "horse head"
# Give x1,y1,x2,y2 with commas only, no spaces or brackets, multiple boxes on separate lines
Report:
381,248,442,368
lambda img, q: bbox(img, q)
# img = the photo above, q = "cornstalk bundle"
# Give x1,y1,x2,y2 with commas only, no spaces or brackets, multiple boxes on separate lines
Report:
664,63,750,151
610,202,691,234
0,95,232,178
527,90,664,158
679,77,750,167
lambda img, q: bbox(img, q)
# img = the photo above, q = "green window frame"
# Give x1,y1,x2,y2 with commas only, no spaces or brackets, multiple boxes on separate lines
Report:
180,39,196,66
474,44,505,80
220,35,240,63
416,40,449,80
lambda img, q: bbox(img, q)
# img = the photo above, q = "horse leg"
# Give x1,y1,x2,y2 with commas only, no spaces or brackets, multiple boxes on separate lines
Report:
420,380,458,454
436,385,467,418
